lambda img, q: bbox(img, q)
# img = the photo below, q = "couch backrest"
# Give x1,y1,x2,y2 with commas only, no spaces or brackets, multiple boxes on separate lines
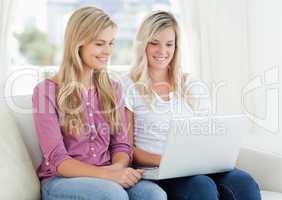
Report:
0,96,40,199
5,95,42,169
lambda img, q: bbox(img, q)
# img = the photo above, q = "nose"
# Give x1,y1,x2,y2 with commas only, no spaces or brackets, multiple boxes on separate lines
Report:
157,44,167,55
103,44,112,55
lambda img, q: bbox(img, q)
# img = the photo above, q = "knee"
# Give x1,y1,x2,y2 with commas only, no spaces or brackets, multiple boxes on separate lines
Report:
103,182,129,200
129,180,167,200
113,189,129,200
147,186,167,200
185,175,218,198
240,170,260,192
145,187,167,200
219,169,261,199
189,175,218,191
115,190,129,200
222,169,260,190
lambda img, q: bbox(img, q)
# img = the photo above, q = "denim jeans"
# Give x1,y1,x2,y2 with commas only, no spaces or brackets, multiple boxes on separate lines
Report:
156,168,261,200
42,176,167,200
42,168,260,200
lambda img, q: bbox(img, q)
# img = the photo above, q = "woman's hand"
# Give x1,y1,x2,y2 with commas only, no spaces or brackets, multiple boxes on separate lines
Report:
105,167,144,188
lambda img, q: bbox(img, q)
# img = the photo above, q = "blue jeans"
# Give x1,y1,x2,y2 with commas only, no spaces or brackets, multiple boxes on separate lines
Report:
155,168,261,200
42,176,167,200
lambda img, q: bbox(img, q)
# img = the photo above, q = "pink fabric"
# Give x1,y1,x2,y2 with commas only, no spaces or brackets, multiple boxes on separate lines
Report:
32,79,132,184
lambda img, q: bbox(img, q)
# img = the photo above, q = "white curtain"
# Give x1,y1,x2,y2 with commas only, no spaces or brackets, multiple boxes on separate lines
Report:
0,0,17,97
176,0,249,114
243,0,282,153
175,0,282,153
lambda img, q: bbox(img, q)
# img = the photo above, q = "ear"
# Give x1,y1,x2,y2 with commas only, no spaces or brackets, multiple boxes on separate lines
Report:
76,41,85,55
78,40,85,47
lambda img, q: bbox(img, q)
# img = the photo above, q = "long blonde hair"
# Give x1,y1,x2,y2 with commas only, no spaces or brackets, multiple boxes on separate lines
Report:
130,11,195,108
57,6,120,136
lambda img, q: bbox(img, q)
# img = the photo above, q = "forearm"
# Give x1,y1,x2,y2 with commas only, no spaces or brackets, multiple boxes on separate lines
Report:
133,147,161,167
111,152,130,168
57,158,110,179
124,109,160,166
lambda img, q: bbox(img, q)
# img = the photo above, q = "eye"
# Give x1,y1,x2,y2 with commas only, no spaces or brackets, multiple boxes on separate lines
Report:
95,43,104,46
167,43,174,47
149,41,158,46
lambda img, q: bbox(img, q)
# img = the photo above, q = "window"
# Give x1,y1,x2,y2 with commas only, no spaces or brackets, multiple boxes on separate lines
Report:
10,1,176,67
8,0,177,95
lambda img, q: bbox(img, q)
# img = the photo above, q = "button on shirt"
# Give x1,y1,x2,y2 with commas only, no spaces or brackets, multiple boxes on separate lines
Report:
32,79,132,185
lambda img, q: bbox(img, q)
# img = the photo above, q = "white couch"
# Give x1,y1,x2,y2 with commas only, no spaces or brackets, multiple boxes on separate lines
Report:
0,95,282,200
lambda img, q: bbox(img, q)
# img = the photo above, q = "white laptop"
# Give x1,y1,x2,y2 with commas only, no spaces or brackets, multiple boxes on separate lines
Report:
140,114,248,180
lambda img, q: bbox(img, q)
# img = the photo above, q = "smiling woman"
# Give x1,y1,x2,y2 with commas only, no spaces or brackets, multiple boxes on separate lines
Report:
146,27,176,72
80,26,117,70
31,6,168,200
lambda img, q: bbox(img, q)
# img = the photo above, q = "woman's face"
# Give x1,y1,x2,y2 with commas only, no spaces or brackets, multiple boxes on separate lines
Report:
80,26,117,70
146,26,176,70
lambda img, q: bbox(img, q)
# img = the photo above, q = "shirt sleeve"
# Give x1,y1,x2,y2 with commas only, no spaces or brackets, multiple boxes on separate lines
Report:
121,76,135,112
32,84,72,175
109,81,133,162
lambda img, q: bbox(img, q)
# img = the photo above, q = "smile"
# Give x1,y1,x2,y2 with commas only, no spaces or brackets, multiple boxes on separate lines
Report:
96,57,108,63
153,56,168,62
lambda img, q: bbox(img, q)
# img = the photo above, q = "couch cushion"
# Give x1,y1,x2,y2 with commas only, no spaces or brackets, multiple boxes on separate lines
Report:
261,191,282,200
0,97,40,199
237,147,282,193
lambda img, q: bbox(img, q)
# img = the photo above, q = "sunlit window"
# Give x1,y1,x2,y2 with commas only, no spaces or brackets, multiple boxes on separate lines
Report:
11,0,177,67
8,0,178,95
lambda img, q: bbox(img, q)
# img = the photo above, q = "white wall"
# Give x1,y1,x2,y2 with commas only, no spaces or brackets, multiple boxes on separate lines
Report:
243,0,282,153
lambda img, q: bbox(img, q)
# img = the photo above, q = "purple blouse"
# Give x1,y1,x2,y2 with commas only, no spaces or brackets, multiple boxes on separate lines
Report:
32,79,132,185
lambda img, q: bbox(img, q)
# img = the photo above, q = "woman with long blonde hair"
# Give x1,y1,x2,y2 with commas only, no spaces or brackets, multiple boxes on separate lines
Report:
123,10,261,200
32,6,166,200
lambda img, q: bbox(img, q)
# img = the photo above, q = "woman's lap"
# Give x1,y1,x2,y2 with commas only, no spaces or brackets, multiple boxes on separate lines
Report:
42,176,129,200
209,168,261,200
156,168,261,200
42,176,166,200
156,174,219,200
42,169,260,200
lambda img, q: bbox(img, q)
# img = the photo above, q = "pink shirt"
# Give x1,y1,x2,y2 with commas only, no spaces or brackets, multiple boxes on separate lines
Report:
32,79,132,185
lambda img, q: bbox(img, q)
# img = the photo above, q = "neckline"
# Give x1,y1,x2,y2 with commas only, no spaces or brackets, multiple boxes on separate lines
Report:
152,90,174,103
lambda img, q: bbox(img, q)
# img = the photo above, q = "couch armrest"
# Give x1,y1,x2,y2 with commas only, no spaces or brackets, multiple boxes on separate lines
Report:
236,147,282,193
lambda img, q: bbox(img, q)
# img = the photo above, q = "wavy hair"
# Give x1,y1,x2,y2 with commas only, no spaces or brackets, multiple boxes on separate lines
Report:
130,11,196,109
57,6,120,136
